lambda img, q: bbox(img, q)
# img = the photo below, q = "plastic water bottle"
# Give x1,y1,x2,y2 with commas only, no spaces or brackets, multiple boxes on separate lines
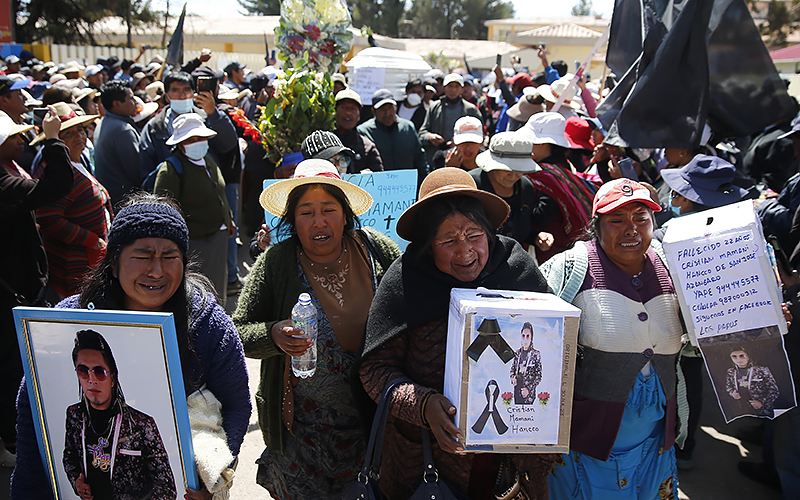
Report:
291,293,317,378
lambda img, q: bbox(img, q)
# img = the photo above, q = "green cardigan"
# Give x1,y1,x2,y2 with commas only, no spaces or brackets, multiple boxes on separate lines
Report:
153,152,232,239
232,228,401,453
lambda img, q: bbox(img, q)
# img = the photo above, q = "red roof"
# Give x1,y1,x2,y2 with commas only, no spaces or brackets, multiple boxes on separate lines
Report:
771,44,800,61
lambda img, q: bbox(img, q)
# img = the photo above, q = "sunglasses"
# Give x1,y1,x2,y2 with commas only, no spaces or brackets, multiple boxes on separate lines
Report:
75,364,111,381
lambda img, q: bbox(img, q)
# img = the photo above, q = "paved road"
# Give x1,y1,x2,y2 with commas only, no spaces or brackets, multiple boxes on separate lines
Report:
0,242,784,499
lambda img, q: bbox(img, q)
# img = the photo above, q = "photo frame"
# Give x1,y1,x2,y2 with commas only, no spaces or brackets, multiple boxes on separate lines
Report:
13,306,199,499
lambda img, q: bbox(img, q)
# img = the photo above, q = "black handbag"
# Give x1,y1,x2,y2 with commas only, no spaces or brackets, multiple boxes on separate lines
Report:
345,377,468,500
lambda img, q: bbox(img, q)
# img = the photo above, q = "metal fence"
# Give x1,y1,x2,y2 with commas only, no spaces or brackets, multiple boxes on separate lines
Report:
49,44,271,72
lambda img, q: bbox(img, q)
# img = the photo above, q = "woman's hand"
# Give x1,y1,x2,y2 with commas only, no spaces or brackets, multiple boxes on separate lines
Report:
731,390,741,400
186,486,213,499
228,220,237,238
590,143,610,165
94,239,107,250
444,147,463,168
750,400,764,410
75,473,93,500
424,394,464,454
270,319,313,356
43,105,61,140
257,223,272,250
535,232,554,252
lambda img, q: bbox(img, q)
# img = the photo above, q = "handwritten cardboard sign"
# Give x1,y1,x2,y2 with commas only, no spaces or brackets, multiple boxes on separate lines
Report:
262,169,417,250
349,67,387,108
662,201,787,341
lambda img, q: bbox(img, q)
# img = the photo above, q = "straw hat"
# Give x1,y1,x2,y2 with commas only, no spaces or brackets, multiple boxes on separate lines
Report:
145,81,164,102
396,167,509,240
507,93,544,123
60,60,85,74
165,113,217,145
476,132,540,173
29,102,98,145
72,87,97,104
0,112,34,146
133,96,159,124
259,159,374,217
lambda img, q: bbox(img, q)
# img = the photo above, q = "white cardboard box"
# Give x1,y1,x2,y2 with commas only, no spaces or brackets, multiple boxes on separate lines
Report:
444,288,580,453
661,200,788,343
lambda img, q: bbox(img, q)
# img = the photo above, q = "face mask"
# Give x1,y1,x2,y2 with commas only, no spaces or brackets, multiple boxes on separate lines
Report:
669,193,682,216
406,93,422,107
184,141,209,160
170,98,194,115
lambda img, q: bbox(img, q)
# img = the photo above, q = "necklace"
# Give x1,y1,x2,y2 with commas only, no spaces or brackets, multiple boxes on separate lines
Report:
299,245,350,307
86,401,116,442
299,246,347,271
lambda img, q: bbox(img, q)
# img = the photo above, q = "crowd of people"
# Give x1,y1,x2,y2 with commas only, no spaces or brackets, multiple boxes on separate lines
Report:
2,43,800,500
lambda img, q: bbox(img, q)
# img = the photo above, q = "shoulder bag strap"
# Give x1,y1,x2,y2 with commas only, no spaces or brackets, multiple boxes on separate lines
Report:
361,376,412,482
358,228,391,272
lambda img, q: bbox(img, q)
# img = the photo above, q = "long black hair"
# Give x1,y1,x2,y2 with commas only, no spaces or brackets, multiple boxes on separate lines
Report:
72,329,125,408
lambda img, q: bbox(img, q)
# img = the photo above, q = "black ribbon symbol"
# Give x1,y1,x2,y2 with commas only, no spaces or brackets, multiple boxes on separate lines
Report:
472,380,508,435
467,318,514,364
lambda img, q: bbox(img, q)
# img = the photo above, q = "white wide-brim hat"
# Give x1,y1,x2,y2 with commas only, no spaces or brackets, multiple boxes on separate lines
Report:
476,131,540,173
166,113,217,145
259,159,374,217
518,112,571,149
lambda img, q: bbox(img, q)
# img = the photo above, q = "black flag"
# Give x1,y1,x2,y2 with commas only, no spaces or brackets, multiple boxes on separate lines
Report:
599,0,794,148
165,4,187,68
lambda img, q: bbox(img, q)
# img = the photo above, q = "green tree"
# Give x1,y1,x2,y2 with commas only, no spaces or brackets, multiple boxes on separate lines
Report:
237,0,281,16
404,0,513,39
749,0,800,46
350,0,406,37
571,0,594,17
14,0,159,46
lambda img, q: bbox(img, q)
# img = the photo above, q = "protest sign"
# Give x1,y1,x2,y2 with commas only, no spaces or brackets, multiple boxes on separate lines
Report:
444,288,580,452
662,201,787,342
662,201,795,422
263,169,417,250
349,67,386,107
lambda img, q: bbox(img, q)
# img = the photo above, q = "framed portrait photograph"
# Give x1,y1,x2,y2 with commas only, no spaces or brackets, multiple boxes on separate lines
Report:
13,306,199,500
698,325,797,423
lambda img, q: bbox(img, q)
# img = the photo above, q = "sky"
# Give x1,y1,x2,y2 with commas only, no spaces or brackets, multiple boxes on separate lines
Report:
152,0,615,22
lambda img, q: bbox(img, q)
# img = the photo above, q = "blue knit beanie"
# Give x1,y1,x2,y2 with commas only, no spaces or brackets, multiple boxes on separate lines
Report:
107,203,189,253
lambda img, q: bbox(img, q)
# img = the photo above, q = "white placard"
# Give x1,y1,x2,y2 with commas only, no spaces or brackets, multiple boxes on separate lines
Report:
666,229,776,338
349,67,386,106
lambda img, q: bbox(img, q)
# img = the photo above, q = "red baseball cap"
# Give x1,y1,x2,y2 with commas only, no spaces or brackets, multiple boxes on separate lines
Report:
506,72,532,89
592,178,662,216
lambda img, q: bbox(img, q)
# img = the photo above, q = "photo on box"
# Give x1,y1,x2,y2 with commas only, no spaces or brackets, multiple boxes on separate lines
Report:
444,288,580,453
698,325,796,423
465,315,564,446
13,307,198,499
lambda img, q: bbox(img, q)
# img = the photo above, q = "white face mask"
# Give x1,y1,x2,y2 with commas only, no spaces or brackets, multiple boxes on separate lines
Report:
170,98,194,114
406,93,422,107
183,140,209,160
